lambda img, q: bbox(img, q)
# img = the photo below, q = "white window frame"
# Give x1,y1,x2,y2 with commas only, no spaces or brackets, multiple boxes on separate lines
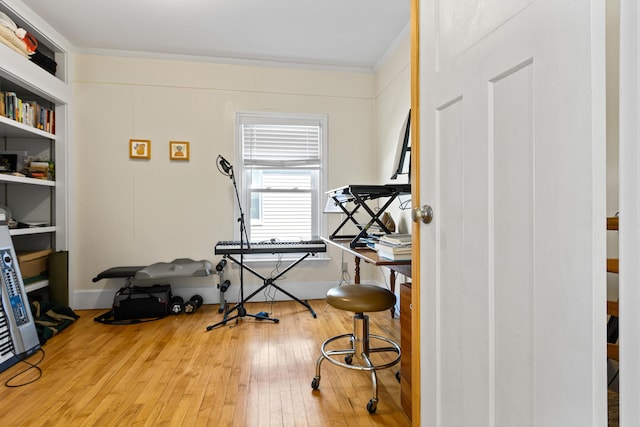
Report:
235,112,328,260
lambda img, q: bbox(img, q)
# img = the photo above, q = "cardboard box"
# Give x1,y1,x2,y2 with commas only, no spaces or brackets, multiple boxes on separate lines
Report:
17,249,53,279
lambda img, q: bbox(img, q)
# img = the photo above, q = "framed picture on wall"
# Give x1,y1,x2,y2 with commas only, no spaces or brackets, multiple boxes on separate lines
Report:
130,139,151,159
170,141,190,161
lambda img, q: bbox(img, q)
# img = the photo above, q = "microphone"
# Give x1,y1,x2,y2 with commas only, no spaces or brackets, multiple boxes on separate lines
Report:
218,155,232,174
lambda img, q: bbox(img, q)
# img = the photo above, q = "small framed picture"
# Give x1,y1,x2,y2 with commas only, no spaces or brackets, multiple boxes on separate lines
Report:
130,139,151,159
170,141,190,161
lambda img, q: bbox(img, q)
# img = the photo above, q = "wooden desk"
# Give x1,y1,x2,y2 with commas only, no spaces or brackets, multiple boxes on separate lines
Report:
322,236,413,417
321,237,411,317
399,282,412,418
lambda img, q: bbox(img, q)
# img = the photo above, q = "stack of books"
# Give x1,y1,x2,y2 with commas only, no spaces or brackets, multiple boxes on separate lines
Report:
375,234,412,261
25,161,51,180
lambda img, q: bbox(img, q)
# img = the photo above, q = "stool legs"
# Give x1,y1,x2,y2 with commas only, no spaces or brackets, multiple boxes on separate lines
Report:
311,313,400,414
353,313,369,361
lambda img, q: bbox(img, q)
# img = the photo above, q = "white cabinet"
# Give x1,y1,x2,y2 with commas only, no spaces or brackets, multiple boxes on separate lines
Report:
0,0,71,293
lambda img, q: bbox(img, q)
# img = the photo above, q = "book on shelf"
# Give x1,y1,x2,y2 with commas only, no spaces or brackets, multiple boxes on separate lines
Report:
379,233,412,246
378,250,411,261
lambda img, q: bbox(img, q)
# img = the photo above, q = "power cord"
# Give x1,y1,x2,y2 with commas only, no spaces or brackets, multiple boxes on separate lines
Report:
337,250,351,286
399,197,412,210
263,253,285,315
4,347,45,388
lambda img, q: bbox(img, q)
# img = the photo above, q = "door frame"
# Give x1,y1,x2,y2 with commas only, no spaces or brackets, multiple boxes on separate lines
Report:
409,0,422,424
619,0,640,424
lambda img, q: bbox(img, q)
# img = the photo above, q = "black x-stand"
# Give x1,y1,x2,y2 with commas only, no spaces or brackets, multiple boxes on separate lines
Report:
207,155,279,330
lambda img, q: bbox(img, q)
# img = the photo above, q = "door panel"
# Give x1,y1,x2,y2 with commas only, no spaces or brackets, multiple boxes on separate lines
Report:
437,99,465,426
619,1,640,425
418,1,607,425
493,63,534,426
439,0,531,65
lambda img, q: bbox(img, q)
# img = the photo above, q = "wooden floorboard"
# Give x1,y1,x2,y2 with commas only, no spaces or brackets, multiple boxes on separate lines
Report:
0,299,411,426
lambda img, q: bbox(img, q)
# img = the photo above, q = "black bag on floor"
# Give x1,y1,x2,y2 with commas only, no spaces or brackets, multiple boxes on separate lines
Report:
94,284,171,324
31,301,80,344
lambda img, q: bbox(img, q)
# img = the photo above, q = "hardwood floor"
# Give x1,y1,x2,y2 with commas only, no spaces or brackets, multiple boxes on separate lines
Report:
0,299,411,426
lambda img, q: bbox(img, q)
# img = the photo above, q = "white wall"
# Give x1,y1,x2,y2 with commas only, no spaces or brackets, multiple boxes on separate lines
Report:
71,55,382,309
372,35,412,301
375,35,412,230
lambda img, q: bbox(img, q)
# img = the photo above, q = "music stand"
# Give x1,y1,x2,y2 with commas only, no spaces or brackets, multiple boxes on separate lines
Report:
207,155,279,330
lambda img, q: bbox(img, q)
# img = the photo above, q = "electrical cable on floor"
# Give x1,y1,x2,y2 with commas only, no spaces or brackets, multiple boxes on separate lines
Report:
4,348,45,388
263,283,278,315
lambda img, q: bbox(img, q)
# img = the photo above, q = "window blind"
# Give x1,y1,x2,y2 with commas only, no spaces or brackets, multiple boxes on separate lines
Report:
241,122,321,168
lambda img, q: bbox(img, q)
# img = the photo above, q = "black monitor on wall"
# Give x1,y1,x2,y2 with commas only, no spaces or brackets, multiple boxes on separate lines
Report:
390,109,411,180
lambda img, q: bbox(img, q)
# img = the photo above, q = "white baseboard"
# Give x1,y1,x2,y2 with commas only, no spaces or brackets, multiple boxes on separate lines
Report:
72,280,343,310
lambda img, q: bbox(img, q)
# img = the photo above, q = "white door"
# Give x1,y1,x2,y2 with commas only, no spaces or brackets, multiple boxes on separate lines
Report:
418,0,607,425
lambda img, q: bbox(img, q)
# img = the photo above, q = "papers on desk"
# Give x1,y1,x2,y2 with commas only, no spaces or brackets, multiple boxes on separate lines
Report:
379,233,412,245
369,234,412,261
379,252,411,261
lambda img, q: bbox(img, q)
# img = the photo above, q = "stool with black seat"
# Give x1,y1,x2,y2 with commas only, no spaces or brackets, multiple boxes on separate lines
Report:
311,284,401,414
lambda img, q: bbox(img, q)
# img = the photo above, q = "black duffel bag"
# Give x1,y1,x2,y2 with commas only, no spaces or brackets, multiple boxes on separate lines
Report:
94,284,171,324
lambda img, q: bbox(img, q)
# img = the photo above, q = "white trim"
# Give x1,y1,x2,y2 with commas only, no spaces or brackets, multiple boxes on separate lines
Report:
373,22,411,73
71,47,376,75
73,280,340,310
619,0,640,424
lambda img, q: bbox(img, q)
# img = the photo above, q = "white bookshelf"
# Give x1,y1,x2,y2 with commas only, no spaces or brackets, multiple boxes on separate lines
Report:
0,0,71,297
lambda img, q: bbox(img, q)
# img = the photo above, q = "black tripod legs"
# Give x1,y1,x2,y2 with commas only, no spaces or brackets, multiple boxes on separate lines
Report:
206,303,279,330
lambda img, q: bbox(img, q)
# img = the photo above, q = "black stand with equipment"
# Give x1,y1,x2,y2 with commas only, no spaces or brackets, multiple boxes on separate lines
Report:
327,184,411,248
207,155,279,330
217,251,318,318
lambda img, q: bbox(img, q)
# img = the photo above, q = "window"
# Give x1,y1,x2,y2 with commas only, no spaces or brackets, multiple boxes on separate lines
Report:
236,112,327,243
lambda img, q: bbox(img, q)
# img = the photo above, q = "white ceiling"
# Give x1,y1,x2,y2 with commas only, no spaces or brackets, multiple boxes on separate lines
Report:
19,0,411,72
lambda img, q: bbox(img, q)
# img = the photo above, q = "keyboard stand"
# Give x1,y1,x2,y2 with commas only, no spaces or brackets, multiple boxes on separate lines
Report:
328,184,411,248
222,252,318,318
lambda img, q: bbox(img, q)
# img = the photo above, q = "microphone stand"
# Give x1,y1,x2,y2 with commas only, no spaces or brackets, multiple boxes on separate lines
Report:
207,156,279,330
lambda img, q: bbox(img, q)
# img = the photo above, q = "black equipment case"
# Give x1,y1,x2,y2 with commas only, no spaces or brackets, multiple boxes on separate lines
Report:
94,284,172,324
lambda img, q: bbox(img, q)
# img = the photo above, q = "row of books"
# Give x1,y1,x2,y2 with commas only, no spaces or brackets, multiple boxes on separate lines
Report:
370,233,412,261
0,91,55,134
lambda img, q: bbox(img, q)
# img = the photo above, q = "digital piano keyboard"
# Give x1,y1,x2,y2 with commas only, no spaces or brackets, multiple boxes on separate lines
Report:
215,239,326,255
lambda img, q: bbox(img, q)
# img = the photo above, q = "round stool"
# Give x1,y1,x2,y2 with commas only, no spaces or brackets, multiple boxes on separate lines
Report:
311,284,401,414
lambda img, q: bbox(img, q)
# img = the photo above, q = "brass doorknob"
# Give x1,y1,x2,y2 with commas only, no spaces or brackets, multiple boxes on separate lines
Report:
412,205,433,224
